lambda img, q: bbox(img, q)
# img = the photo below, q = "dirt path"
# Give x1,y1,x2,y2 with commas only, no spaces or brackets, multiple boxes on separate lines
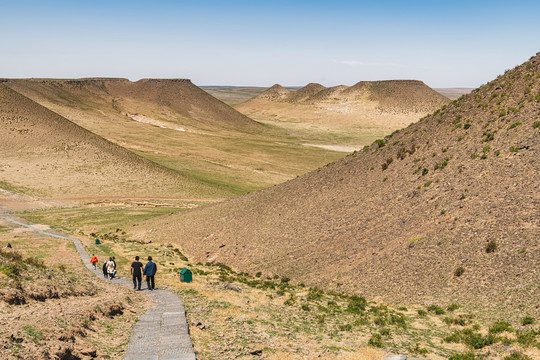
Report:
0,215,197,360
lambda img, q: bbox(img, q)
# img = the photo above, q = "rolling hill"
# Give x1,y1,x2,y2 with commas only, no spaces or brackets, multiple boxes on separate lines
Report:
235,80,450,151
1,78,344,195
0,83,228,199
137,53,540,317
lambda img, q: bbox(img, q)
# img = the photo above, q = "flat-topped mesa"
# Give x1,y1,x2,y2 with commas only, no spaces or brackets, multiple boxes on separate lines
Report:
286,82,326,102
304,85,348,102
3,78,262,131
0,83,200,197
343,79,450,112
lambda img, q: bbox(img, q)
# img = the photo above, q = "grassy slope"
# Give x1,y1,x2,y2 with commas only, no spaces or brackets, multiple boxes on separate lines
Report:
2,79,344,196
138,54,540,318
0,83,229,199
12,208,540,360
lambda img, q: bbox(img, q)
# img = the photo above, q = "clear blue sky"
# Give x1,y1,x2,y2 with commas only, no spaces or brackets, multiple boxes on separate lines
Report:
1,0,539,88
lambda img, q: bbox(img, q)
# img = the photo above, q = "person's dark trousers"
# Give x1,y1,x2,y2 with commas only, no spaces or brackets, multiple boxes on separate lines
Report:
146,275,155,290
133,274,142,290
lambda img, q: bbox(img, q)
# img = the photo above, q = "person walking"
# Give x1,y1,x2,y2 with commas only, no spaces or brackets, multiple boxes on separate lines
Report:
131,256,143,290
111,256,118,278
90,254,98,270
102,258,109,279
106,257,116,280
143,256,157,290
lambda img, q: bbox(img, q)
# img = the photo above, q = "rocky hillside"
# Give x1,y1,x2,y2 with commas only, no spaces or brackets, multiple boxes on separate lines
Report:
0,83,226,198
139,53,540,317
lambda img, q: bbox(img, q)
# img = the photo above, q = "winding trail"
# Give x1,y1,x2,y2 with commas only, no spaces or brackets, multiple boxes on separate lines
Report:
1,215,197,360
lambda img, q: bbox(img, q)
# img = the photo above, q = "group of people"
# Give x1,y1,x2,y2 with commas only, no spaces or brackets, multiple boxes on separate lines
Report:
89,254,158,291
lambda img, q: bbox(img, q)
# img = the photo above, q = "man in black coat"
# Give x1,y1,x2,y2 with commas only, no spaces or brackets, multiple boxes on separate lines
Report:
131,256,144,290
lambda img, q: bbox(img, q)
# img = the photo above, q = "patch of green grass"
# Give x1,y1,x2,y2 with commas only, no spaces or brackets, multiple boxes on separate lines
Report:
22,325,43,344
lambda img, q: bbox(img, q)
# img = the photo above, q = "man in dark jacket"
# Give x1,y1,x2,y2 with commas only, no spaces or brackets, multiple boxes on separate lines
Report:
143,256,157,290
131,256,144,290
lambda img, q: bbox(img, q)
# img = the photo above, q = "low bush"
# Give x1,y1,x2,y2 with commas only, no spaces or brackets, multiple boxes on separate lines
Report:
454,267,465,277
489,321,513,334
485,240,497,253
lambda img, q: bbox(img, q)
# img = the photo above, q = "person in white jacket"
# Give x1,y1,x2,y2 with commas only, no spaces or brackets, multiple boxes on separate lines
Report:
106,257,116,280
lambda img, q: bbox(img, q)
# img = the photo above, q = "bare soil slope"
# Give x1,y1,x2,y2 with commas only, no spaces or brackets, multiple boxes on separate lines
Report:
139,54,540,316
0,84,226,198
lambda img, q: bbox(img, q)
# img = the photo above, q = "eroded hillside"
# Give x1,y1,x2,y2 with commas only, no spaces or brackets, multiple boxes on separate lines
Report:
138,53,540,317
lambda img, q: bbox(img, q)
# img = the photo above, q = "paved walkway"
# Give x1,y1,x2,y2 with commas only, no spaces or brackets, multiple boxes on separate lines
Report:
1,215,197,360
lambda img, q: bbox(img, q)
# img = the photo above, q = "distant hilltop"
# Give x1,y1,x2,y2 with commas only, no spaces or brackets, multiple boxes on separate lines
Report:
245,79,450,113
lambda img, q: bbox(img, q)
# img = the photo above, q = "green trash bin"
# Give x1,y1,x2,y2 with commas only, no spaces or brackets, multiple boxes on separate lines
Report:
94,238,101,245
180,268,192,283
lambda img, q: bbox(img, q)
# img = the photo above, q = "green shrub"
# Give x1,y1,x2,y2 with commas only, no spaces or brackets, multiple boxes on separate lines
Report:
444,330,462,343
447,303,461,312
255,271,262,278
485,241,497,253
300,304,310,311
368,333,383,347
417,309,427,316
482,132,495,142
283,294,296,306
454,267,465,277
347,295,367,314
509,122,522,129
489,321,513,334
339,323,352,331
374,139,386,148
427,305,445,315
516,330,539,346
521,316,535,326
534,121,540,128
434,158,450,170
307,287,324,300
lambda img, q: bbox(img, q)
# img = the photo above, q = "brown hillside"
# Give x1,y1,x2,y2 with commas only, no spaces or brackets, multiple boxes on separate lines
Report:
2,78,338,196
255,84,291,101
2,78,261,132
286,82,326,102
0,83,224,198
235,81,450,149
342,80,450,112
138,53,540,317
